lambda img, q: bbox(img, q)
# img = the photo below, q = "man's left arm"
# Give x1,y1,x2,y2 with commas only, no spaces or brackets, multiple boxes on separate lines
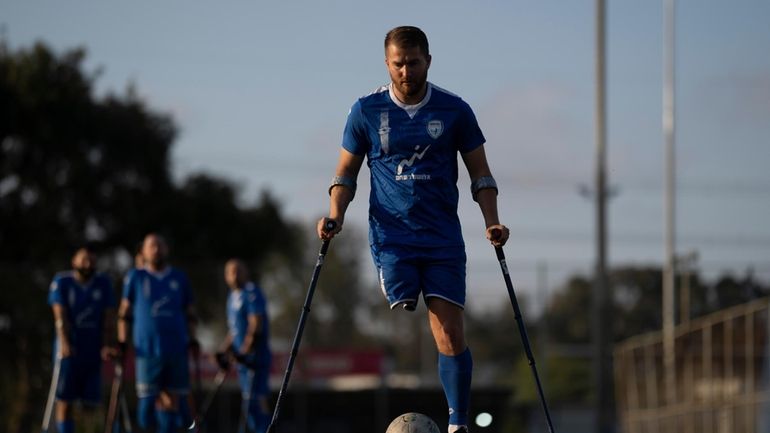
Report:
461,145,510,247
240,313,263,355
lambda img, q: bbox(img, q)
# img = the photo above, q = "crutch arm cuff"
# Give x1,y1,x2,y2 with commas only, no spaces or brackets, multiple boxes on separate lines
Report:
471,176,498,202
329,175,357,199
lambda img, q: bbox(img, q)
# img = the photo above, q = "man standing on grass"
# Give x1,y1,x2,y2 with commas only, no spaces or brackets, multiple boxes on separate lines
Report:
48,245,117,433
217,258,272,433
318,26,509,433
118,233,199,433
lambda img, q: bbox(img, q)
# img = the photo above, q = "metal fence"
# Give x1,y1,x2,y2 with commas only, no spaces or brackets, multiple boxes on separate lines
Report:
614,297,770,433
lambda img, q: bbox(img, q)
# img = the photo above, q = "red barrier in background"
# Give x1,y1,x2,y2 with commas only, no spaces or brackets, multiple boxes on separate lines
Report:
102,348,384,385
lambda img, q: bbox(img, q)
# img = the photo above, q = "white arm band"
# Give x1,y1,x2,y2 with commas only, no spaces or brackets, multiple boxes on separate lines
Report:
471,176,498,202
328,175,357,199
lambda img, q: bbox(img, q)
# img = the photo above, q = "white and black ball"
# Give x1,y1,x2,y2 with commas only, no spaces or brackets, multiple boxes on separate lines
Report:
385,412,441,433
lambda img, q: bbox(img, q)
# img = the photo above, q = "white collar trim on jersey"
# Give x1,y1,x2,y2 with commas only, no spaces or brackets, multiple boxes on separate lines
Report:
389,82,432,119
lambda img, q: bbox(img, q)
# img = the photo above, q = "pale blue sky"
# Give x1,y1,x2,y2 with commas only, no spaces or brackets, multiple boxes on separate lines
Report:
3,1,769,310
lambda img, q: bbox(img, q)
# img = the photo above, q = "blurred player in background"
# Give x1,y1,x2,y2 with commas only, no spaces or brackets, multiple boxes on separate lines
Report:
117,233,199,433
217,258,272,433
318,26,509,433
48,245,117,433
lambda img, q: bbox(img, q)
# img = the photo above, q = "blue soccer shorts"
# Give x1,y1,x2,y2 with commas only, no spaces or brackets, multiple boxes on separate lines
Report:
55,355,102,405
371,244,467,310
135,354,190,398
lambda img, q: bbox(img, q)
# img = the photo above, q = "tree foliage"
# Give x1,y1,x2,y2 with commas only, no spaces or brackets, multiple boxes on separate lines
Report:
0,43,176,261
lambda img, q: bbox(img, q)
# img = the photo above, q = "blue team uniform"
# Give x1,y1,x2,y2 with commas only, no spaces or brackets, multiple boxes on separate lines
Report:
122,267,193,398
342,82,485,309
48,272,116,404
227,282,271,433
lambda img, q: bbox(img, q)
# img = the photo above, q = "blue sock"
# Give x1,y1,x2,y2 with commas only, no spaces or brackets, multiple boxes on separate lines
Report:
254,407,271,433
438,348,473,426
247,398,271,433
157,409,177,433
56,420,74,433
138,396,156,429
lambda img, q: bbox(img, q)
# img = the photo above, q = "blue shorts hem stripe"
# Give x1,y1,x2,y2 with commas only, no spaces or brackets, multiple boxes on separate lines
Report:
389,299,418,309
425,293,465,309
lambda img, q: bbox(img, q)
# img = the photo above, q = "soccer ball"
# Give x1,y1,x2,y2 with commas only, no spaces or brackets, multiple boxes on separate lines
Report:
385,412,441,433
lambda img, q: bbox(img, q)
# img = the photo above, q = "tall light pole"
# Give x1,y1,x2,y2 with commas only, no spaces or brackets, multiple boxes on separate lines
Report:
662,0,677,409
593,0,614,431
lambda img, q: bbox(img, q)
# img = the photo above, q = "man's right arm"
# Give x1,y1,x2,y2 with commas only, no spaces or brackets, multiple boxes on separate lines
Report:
116,298,132,355
51,304,73,358
318,148,365,240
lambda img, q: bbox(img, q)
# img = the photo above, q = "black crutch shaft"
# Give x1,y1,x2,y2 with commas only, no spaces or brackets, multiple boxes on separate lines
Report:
267,220,336,433
492,233,556,433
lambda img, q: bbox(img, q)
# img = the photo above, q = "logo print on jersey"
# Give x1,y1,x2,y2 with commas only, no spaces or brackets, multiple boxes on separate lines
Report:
75,306,95,328
427,120,443,139
143,277,151,298
151,296,172,317
69,287,76,307
396,145,432,175
379,110,390,154
93,290,101,301
170,280,179,291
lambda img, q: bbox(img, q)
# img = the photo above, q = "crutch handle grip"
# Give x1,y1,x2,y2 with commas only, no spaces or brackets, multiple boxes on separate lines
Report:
324,220,337,233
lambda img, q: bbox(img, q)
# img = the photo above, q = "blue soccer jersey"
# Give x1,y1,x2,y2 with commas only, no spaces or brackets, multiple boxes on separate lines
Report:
122,267,192,357
227,282,271,366
342,82,486,248
48,272,116,360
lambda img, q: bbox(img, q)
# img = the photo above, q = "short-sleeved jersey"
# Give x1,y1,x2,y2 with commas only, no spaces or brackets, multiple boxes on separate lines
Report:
342,82,486,248
48,272,116,360
122,267,192,357
227,282,271,366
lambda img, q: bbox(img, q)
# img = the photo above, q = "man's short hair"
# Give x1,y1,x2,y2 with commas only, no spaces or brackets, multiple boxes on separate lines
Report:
72,243,96,256
144,232,168,246
384,26,429,56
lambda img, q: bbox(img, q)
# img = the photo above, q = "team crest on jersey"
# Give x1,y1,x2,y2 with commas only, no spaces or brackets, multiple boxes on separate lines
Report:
426,120,444,139
93,290,101,301
170,280,179,291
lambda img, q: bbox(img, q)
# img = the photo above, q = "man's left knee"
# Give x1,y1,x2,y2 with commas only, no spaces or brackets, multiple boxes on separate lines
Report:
434,323,465,354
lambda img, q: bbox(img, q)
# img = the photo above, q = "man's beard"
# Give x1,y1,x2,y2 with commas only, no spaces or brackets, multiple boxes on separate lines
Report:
400,79,426,97
149,257,167,269
401,69,428,97
75,267,95,280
